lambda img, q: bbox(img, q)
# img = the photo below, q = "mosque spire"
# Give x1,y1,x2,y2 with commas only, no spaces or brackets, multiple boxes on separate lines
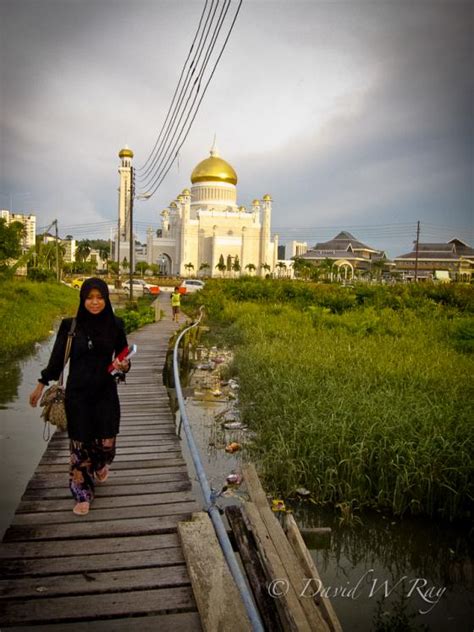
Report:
210,134,219,157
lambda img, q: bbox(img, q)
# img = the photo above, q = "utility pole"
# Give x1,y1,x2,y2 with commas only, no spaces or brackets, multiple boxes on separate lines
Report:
414,220,420,282
54,219,60,282
129,166,134,302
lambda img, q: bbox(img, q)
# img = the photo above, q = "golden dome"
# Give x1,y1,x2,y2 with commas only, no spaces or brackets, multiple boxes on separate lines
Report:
169,201,178,209
263,194,272,201
119,146,134,159
252,199,260,206
182,188,191,196
191,147,237,185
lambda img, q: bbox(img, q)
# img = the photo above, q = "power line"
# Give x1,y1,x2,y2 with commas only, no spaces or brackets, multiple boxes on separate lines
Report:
138,0,212,175
137,0,243,198
138,0,232,192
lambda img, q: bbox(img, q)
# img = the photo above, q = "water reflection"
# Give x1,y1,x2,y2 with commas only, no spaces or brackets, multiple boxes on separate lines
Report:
0,360,22,409
293,503,473,631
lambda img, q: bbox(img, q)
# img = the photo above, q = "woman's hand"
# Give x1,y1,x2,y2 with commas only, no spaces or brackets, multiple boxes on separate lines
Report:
29,383,45,407
112,358,130,373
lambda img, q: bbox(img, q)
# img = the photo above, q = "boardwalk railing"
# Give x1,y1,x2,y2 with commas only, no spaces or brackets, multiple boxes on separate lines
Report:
172,307,265,632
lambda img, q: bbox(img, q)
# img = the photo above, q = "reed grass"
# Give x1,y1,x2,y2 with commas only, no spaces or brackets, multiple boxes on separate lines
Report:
192,279,474,521
0,279,79,359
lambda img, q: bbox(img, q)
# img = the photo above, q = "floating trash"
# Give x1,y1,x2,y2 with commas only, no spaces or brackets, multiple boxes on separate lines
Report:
271,499,286,512
212,389,222,397
226,473,243,485
222,421,244,430
295,487,311,498
225,442,241,453
228,379,239,390
196,363,214,371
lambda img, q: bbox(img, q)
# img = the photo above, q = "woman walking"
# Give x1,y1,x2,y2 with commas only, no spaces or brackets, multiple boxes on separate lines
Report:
29,278,131,516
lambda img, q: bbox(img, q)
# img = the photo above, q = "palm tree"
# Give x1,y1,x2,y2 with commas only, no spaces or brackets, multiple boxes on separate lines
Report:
276,261,287,278
319,258,335,282
75,240,91,263
245,263,256,276
232,255,241,276
261,262,271,277
184,262,194,277
216,254,226,277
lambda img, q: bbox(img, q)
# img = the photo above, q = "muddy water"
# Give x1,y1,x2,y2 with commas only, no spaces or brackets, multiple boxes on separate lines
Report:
180,366,473,632
0,333,58,539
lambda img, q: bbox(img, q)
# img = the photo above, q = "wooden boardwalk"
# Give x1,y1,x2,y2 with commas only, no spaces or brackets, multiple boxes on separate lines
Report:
0,300,202,631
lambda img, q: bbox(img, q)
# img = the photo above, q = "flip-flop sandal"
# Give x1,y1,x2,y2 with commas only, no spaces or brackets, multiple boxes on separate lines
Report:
96,466,109,483
73,502,90,515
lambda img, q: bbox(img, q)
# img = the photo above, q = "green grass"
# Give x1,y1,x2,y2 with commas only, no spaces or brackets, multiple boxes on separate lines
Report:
0,279,79,359
188,279,474,521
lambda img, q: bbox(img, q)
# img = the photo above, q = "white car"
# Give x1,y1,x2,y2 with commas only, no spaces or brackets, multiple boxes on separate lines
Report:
180,279,205,294
122,279,160,295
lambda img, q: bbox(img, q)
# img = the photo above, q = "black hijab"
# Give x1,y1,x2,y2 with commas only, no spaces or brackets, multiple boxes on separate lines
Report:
76,278,117,352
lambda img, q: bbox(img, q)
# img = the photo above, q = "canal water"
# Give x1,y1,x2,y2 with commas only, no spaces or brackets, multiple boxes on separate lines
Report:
0,332,57,539
1,338,473,631
179,359,473,632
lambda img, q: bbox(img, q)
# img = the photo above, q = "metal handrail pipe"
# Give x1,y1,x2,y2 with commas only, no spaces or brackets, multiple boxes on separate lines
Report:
172,307,264,632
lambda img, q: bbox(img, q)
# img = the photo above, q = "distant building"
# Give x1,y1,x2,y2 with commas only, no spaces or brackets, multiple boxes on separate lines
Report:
1,210,36,250
299,231,389,280
278,245,286,260
115,143,278,276
288,240,308,258
394,238,474,281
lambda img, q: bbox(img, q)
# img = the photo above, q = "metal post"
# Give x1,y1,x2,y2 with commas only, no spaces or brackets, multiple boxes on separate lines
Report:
414,220,420,282
54,219,60,282
129,167,134,302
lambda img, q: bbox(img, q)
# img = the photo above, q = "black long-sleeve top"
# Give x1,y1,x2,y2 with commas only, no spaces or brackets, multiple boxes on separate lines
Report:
40,317,129,442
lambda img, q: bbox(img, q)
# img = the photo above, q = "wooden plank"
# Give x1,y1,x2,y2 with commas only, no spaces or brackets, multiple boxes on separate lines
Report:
225,505,284,632
28,469,188,488
284,514,343,632
0,565,190,599
13,501,198,525
3,513,193,542
18,491,195,514
22,480,191,500
243,464,330,631
6,611,202,632
0,533,180,559
1,547,185,578
35,458,187,472
0,586,196,625
178,512,252,632
244,501,311,632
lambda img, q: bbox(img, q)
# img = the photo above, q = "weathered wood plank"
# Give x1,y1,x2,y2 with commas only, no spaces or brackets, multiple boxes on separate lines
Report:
34,457,187,472
178,512,252,632
3,513,193,542
284,513,342,632
28,469,188,489
0,533,179,560
13,500,198,526
243,464,330,631
0,565,190,599
1,547,185,578
18,491,195,514
0,586,196,625
22,480,191,500
3,611,202,632
225,505,283,632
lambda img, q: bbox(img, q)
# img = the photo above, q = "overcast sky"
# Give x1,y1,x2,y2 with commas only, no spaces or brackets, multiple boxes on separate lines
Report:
1,0,472,257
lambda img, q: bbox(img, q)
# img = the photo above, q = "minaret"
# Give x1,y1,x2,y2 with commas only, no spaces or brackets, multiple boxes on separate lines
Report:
260,194,272,275
117,146,134,247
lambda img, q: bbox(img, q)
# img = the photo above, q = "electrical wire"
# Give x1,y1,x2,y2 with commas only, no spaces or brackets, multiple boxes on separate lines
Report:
138,0,227,188
138,0,212,174
138,0,232,193
141,0,243,199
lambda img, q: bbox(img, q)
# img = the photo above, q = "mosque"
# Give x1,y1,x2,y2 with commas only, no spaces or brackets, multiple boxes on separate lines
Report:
116,144,278,277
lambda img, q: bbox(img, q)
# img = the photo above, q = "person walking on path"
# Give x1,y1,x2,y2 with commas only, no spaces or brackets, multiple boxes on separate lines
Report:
29,278,131,516
171,286,181,322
